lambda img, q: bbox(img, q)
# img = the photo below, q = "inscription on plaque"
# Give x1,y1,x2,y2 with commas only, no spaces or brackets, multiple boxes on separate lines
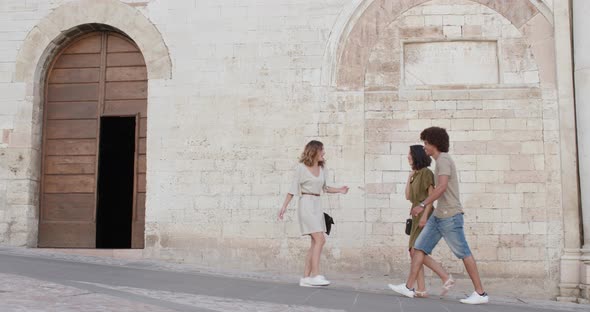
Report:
403,41,499,86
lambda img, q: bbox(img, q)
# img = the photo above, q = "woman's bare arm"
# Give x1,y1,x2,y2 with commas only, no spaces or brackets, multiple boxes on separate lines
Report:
324,186,349,194
278,193,294,220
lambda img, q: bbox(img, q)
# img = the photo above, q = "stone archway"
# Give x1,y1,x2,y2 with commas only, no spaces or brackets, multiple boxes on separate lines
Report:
11,0,171,248
319,0,580,300
321,0,554,89
15,0,171,83
330,0,553,90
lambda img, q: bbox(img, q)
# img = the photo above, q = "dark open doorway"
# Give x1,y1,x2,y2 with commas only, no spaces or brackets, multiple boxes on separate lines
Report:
96,116,136,248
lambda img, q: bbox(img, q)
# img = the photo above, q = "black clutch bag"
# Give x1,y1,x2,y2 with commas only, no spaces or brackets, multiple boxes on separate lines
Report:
324,213,334,235
405,218,412,235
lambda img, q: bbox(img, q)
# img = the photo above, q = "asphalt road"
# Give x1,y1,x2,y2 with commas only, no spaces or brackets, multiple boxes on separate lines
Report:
0,248,587,312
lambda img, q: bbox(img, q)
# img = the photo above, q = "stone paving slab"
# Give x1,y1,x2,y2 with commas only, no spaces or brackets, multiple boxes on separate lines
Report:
0,273,178,312
0,273,344,312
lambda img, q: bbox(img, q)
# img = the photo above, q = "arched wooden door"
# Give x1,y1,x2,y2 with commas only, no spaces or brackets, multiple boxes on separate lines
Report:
39,31,147,248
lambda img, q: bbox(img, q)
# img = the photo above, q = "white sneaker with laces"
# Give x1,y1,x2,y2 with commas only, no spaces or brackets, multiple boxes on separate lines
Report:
388,283,415,298
460,291,489,304
307,275,330,286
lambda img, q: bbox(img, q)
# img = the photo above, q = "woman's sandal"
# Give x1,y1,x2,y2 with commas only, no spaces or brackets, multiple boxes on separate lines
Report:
440,274,455,296
415,290,428,298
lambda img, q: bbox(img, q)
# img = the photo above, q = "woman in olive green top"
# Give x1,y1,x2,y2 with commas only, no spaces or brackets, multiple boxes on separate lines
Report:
405,145,434,297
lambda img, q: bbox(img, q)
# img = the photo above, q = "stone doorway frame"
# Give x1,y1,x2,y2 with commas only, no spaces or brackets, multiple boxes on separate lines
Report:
13,0,171,248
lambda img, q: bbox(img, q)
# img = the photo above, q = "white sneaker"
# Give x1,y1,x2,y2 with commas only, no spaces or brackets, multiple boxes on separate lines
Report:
460,291,489,304
307,275,330,286
299,277,317,287
316,275,330,284
388,283,415,298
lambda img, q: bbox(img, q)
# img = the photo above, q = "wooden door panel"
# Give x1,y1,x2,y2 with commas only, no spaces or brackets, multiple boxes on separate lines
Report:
53,54,101,69
139,118,147,138
45,119,97,139
41,33,101,248
49,68,100,84
138,138,146,154
131,113,143,249
47,83,99,102
136,193,146,220
137,155,146,174
46,102,98,120
107,35,139,52
105,81,147,100
104,100,147,117
45,139,97,156
43,193,95,221
44,156,95,174
44,175,95,193
106,67,147,82
131,221,145,248
107,52,145,67
38,222,96,248
63,35,102,54
137,173,146,193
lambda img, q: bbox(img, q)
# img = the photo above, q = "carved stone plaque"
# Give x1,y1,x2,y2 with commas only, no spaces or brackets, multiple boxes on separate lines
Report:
403,41,499,86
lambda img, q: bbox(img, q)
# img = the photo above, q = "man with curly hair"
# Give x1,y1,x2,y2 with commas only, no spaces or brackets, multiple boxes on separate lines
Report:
389,127,488,305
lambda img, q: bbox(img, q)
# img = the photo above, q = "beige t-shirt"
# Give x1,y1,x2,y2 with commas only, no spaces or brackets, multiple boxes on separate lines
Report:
434,153,463,218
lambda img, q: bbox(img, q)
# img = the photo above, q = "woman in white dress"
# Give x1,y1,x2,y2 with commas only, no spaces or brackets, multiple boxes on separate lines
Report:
278,140,349,287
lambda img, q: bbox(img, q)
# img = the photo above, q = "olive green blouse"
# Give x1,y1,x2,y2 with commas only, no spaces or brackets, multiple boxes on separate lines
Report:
409,167,435,207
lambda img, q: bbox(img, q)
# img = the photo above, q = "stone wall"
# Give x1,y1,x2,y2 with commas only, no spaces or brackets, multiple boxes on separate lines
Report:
358,0,560,292
0,0,571,299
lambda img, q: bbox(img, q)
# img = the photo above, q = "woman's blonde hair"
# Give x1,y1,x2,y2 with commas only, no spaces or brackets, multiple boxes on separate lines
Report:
299,140,325,167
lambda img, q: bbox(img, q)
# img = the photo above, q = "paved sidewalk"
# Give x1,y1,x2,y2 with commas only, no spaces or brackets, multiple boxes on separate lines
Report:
0,247,587,312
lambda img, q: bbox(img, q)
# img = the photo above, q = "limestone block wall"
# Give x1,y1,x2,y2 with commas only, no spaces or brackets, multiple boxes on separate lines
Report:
0,0,569,299
0,0,47,246
357,0,561,291
140,0,363,275
329,0,561,296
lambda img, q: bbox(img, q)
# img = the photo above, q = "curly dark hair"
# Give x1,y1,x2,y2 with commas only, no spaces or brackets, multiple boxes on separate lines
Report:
420,127,449,153
410,145,432,170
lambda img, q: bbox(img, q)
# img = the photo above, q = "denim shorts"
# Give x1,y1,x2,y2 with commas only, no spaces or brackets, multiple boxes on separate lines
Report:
413,213,472,259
